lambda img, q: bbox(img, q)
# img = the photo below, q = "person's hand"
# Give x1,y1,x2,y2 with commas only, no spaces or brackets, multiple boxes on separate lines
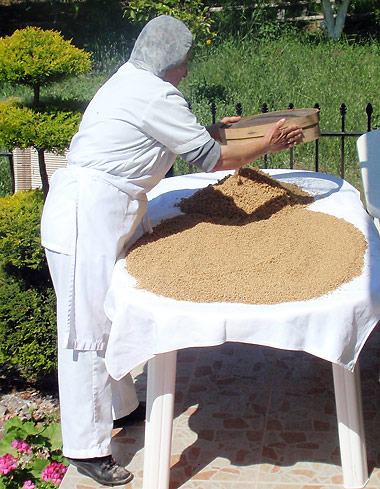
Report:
219,115,241,126
206,116,241,142
263,118,303,154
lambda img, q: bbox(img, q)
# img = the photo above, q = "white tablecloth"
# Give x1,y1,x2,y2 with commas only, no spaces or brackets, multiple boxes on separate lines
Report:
104,169,380,380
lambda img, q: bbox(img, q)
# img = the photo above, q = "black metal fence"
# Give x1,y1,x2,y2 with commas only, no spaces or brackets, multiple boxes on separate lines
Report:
1,102,376,192
215,101,375,179
167,101,375,179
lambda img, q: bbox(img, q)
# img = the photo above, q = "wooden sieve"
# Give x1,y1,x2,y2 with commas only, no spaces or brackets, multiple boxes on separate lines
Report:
220,108,320,145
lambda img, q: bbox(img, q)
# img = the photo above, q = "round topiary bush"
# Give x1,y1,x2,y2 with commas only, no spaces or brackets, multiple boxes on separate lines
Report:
0,26,91,106
0,26,91,197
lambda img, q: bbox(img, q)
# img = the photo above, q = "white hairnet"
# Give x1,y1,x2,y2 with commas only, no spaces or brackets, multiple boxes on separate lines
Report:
129,15,193,78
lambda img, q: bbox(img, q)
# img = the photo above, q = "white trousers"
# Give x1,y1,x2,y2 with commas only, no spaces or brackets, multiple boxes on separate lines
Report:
46,250,138,459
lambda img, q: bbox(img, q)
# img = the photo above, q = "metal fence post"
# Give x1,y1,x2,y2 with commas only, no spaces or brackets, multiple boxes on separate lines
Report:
314,103,320,172
262,103,269,169
211,101,217,125
366,103,373,132
340,103,347,178
288,103,294,169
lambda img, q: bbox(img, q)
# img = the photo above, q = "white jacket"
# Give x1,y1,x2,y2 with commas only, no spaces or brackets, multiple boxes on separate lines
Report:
41,63,212,350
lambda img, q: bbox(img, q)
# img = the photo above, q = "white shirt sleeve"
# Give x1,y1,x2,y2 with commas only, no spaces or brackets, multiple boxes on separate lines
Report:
141,88,212,155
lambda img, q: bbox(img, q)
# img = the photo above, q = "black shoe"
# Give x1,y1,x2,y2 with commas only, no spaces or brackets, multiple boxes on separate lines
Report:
67,455,133,486
113,402,146,429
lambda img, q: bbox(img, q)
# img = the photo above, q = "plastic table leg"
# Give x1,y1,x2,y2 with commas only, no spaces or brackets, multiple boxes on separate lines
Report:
142,351,177,489
142,353,368,489
332,362,368,488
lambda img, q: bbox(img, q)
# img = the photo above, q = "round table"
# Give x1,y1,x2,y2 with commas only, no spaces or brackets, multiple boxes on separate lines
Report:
105,169,380,489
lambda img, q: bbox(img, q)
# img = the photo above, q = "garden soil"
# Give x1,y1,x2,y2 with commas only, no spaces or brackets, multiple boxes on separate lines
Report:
0,366,59,439
125,167,367,305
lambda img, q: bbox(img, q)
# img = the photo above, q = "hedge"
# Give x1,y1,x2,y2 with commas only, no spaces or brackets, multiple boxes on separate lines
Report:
0,189,57,378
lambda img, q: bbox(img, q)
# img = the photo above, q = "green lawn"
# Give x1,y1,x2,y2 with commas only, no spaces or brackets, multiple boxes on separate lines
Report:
179,35,380,192
1,31,379,194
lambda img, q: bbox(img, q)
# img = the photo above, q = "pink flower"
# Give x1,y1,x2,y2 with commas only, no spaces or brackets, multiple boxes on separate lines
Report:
11,439,31,453
22,481,36,489
41,462,67,485
0,453,18,475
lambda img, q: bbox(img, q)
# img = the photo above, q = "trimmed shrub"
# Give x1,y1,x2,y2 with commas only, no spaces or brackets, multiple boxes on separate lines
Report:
0,99,81,154
0,189,57,378
0,274,57,378
0,189,46,273
0,26,91,91
0,26,90,197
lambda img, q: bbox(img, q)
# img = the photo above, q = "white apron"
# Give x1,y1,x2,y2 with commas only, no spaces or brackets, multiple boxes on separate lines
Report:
41,163,167,351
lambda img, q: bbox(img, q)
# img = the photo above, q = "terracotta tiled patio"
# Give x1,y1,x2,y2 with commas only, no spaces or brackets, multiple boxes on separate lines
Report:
61,322,380,489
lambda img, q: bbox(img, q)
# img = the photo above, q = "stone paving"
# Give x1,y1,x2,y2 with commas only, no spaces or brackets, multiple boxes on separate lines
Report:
61,324,380,489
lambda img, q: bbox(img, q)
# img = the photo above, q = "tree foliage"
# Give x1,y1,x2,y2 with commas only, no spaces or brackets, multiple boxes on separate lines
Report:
0,99,81,154
0,26,91,104
0,27,90,197
122,0,215,43
209,0,357,42
0,189,46,273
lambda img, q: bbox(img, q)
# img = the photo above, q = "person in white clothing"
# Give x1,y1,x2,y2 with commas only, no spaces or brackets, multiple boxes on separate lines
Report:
40,15,302,486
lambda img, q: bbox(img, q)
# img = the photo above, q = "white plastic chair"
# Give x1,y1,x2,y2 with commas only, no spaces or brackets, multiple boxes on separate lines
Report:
357,129,380,233
357,130,380,383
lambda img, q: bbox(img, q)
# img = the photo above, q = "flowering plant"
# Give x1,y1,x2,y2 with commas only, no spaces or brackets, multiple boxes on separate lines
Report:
0,417,68,489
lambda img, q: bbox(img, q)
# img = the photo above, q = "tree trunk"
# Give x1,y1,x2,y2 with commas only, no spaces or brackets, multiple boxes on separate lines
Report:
37,148,49,199
321,0,351,41
33,84,40,108
9,153,15,194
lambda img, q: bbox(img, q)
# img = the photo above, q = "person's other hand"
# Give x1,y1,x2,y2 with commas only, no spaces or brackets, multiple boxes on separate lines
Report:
219,115,241,126
263,118,303,154
206,116,241,142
